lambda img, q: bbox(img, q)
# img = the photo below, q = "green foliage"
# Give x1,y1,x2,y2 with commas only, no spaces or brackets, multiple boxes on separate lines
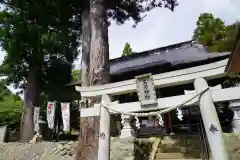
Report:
0,0,81,87
0,0,179,127
0,0,82,108
193,13,240,92
219,23,239,51
193,13,239,52
0,0,178,96
71,70,82,81
0,80,23,126
121,42,136,56
193,13,226,46
105,0,178,27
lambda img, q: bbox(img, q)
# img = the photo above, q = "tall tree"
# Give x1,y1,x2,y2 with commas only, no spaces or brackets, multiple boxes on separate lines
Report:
81,1,91,87
76,0,178,159
88,0,178,85
193,13,226,46
121,42,136,56
0,0,82,141
89,0,110,85
193,13,238,52
219,22,239,52
0,7,45,140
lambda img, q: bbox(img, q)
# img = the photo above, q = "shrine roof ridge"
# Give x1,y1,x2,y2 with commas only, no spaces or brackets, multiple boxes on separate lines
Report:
110,40,194,63
110,40,230,75
69,40,230,86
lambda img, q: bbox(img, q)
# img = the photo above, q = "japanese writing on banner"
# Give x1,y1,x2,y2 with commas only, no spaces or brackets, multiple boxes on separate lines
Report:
47,102,56,129
61,102,70,132
33,107,40,132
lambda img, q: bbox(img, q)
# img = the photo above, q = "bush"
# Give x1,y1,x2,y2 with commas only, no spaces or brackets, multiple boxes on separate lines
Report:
0,81,23,126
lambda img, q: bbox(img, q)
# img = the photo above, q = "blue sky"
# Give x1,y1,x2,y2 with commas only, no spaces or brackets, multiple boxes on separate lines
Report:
0,0,240,97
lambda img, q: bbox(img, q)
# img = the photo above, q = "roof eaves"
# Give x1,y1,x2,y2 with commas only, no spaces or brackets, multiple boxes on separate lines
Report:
110,40,193,63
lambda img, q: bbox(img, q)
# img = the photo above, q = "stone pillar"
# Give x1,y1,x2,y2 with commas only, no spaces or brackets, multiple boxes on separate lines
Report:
194,78,229,160
120,115,135,138
0,126,7,142
146,116,154,127
229,99,240,132
98,95,111,160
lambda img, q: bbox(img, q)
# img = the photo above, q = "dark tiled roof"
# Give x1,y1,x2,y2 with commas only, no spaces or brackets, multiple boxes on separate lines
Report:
110,40,230,75
69,40,230,85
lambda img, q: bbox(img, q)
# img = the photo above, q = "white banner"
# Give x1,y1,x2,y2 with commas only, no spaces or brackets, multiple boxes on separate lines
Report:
47,102,56,129
61,102,70,132
33,107,40,132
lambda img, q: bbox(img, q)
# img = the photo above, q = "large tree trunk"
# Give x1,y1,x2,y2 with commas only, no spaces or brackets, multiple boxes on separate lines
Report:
81,9,91,87
76,0,110,159
89,0,110,85
20,68,39,141
76,7,95,160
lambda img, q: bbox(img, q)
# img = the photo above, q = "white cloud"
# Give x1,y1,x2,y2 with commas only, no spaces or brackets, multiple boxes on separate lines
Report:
109,0,240,59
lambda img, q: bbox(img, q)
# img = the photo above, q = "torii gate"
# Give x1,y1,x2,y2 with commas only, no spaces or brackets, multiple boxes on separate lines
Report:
76,59,239,160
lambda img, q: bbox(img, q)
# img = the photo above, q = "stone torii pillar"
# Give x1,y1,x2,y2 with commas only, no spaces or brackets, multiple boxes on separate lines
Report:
98,95,112,160
97,95,120,160
194,78,229,160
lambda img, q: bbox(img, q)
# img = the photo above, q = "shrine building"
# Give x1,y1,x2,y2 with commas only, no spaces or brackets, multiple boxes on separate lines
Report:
73,32,240,160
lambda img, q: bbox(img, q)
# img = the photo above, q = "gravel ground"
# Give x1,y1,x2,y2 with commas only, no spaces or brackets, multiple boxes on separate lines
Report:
0,138,137,160
0,141,77,160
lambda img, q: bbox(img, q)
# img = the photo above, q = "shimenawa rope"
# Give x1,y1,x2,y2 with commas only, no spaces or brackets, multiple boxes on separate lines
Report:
100,87,209,117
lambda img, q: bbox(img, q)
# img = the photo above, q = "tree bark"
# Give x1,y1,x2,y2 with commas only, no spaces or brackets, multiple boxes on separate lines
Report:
89,0,110,85
76,0,110,159
76,7,99,160
81,9,91,87
20,67,40,141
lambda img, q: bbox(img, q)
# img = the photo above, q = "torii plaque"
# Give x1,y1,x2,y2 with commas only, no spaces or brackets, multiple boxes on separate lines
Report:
135,73,158,107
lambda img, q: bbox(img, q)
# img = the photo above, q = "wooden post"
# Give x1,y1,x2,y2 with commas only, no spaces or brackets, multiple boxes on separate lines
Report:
98,95,111,160
194,78,229,160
